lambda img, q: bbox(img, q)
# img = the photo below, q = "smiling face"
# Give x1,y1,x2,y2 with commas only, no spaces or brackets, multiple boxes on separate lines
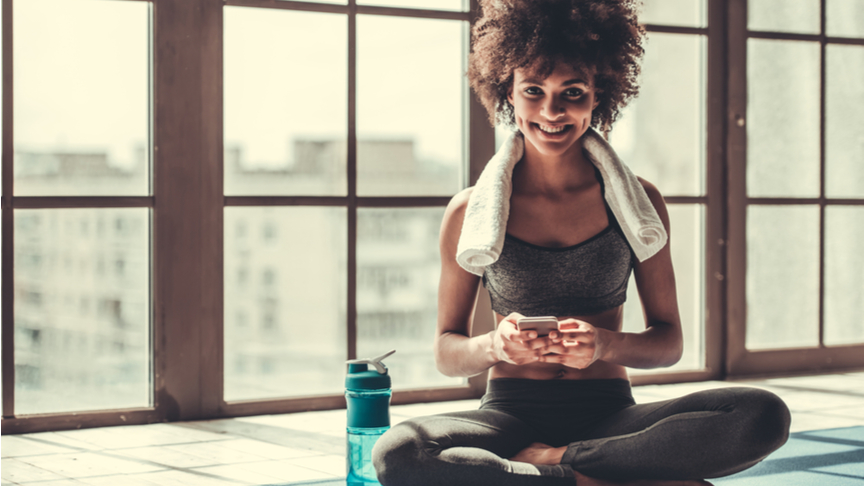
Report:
508,61,600,158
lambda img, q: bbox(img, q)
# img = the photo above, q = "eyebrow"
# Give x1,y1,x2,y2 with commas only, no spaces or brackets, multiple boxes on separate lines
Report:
518,77,589,86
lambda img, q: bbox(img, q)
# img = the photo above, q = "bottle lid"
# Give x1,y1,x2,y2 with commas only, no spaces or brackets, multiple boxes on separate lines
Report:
345,350,394,390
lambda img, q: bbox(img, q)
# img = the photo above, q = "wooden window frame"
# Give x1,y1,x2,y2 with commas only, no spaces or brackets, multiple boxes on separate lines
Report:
7,0,849,435
725,0,864,376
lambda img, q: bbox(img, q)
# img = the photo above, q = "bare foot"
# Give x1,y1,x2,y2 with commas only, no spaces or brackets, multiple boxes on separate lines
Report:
510,442,567,465
573,471,714,486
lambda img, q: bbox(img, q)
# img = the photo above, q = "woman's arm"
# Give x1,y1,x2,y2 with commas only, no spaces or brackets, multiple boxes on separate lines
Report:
541,178,684,370
434,188,549,377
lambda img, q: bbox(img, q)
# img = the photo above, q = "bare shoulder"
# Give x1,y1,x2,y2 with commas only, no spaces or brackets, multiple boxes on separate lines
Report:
637,177,664,209
440,187,474,239
637,177,670,231
446,187,474,214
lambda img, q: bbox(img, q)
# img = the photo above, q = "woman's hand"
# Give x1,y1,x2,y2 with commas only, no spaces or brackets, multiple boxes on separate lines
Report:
540,319,608,369
492,313,551,365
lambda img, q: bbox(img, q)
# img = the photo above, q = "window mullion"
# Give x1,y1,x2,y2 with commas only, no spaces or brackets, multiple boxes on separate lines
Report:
152,0,214,421
347,0,357,361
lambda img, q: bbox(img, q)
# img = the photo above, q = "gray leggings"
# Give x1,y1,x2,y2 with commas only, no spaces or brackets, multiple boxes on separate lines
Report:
372,378,790,485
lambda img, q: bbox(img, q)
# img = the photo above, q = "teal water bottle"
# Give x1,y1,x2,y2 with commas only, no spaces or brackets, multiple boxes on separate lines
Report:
345,350,395,485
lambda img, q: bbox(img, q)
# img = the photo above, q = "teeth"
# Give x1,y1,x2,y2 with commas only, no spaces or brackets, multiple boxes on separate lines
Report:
538,124,566,133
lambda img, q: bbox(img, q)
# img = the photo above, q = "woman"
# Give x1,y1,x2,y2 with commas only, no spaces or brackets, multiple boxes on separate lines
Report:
372,1,790,485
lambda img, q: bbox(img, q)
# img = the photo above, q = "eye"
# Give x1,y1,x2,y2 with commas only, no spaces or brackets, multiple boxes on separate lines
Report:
564,88,585,98
524,87,543,95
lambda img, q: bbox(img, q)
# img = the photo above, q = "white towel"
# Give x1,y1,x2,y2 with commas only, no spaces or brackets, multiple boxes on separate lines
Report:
456,127,668,276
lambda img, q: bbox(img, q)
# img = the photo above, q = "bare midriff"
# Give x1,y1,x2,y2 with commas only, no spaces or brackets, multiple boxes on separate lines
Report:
488,305,629,381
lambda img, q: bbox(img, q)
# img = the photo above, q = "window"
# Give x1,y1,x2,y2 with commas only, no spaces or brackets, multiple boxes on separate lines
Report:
4,0,153,419
615,0,710,378
4,0,863,434
1,0,484,430
727,0,864,373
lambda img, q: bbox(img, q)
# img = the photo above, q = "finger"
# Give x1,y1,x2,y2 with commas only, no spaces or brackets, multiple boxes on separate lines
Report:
542,343,570,355
557,322,585,332
517,330,541,342
525,336,553,350
558,329,592,341
498,322,524,341
557,317,581,326
503,312,526,325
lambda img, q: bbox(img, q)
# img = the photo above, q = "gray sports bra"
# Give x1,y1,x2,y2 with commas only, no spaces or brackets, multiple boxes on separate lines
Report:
481,171,634,317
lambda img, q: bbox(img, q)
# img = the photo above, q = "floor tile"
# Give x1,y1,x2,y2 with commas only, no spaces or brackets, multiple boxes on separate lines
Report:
1,436,77,458
111,445,228,468
20,452,163,478
19,432,104,452
788,411,864,433
822,404,864,420
213,438,322,460
135,469,239,486
252,460,342,482
775,390,864,413
239,411,347,438
14,480,88,486
1,458,66,483
183,419,344,456
49,424,208,450
75,475,161,486
191,462,293,485
163,440,270,464
289,454,345,476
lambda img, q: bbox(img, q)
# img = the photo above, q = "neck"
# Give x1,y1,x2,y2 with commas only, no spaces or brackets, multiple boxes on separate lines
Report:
515,134,596,195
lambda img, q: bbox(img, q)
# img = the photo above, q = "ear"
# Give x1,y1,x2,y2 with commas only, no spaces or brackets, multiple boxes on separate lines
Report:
507,86,514,106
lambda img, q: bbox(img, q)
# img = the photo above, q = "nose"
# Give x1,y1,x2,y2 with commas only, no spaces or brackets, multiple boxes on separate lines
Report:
541,96,565,120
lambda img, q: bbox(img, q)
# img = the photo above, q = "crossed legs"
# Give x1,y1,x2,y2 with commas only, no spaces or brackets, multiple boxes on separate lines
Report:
372,387,790,486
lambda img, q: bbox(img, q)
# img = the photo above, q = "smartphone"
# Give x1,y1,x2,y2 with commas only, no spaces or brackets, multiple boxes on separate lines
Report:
516,316,559,337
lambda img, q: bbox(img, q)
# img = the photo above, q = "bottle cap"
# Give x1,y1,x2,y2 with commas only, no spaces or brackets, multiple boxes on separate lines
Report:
345,350,394,390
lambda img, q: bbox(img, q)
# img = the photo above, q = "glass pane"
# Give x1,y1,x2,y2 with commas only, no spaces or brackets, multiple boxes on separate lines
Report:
14,209,151,414
224,207,347,401
13,0,150,197
357,16,464,196
612,33,705,197
824,207,864,346
747,39,820,197
624,204,704,374
640,0,707,27
748,0,820,34
827,0,864,37
224,8,348,196
356,208,463,389
746,205,820,350
826,44,864,198
357,0,464,11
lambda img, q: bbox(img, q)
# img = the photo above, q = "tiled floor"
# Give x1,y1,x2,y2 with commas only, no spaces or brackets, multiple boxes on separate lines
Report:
3,371,864,485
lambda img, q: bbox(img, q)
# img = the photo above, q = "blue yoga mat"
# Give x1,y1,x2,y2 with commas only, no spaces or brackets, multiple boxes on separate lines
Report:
276,426,864,486
714,426,864,485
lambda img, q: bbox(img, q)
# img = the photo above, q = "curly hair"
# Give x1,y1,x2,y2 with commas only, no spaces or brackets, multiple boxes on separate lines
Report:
468,0,645,130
